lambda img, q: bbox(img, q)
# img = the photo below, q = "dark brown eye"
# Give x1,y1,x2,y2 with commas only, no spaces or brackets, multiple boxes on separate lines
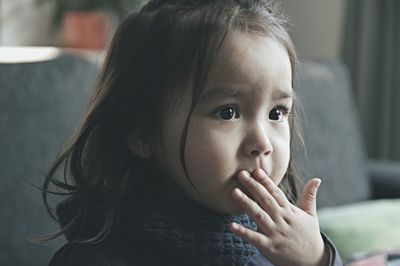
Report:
269,108,283,121
269,105,290,121
215,106,239,120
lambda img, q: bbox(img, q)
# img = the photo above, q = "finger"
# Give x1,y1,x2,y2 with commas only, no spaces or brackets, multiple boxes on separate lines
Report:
238,171,281,214
299,178,321,217
230,222,271,250
253,169,290,208
232,187,274,234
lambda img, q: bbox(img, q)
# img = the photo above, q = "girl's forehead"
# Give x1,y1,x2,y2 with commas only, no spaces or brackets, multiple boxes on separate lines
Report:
216,31,280,59
198,84,293,105
204,31,292,93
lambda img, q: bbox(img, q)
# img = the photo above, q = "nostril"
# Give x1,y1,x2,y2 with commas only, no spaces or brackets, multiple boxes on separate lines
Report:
244,137,273,157
250,149,272,157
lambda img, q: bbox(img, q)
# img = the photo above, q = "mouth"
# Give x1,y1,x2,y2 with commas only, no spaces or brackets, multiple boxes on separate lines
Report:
229,171,263,201
235,168,271,179
231,167,276,189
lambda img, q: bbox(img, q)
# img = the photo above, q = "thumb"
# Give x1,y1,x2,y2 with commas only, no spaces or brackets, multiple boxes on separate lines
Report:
299,178,321,217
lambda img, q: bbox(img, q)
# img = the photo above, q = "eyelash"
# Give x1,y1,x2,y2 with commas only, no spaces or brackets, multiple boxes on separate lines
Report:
212,104,292,121
213,104,240,120
274,104,292,117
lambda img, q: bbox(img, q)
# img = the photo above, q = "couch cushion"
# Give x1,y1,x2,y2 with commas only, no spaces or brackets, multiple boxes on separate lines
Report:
0,54,97,266
295,59,370,207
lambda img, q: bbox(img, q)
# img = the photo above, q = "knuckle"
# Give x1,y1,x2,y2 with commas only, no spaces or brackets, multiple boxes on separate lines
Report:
289,205,297,213
252,234,264,246
305,193,316,202
240,225,247,235
248,177,257,188
282,215,292,226
255,211,268,221
272,188,281,197
270,242,284,253
262,195,271,204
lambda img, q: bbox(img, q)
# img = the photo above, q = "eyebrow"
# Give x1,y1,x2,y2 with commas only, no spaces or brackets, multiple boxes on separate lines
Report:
199,85,294,103
199,86,242,102
271,89,294,100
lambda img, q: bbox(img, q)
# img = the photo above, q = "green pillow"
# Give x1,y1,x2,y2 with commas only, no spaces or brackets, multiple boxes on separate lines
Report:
318,199,400,262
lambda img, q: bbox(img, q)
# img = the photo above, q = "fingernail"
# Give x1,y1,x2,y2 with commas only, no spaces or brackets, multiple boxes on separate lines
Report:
233,188,244,198
314,179,321,193
231,222,240,230
256,169,267,179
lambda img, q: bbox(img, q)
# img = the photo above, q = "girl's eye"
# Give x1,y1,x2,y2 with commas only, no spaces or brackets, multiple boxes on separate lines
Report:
269,105,291,121
214,106,239,120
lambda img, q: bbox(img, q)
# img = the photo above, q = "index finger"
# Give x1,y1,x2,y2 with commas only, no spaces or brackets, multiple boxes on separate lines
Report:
253,169,290,208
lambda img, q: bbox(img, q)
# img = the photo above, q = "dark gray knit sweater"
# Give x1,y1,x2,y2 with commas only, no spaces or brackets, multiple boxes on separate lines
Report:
49,177,342,266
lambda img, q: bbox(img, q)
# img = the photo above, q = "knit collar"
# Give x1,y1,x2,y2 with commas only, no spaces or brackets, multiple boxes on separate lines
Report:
57,171,261,265
118,178,259,265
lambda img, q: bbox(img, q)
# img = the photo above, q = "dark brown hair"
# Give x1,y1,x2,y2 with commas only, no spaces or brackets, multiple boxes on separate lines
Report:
43,0,301,243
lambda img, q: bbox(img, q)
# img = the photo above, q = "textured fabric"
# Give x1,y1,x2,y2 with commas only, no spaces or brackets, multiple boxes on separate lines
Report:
50,174,343,266
322,233,345,266
120,193,258,265
49,242,272,266
295,59,370,207
0,54,97,266
53,176,264,266
50,238,343,266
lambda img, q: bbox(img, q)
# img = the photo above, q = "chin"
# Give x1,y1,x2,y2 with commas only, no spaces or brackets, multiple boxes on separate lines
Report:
191,188,245,215
215,200,245,215
226,208,245,216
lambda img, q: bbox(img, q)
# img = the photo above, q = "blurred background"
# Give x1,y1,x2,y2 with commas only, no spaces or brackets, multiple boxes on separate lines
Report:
1,0,399,160
1,0,399,265
280,0,400,162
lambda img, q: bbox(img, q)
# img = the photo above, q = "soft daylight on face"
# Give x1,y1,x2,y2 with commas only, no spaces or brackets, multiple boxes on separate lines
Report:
154,31,293,215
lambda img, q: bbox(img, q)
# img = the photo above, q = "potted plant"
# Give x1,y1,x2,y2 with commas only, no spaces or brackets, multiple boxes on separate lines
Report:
38,0,141,49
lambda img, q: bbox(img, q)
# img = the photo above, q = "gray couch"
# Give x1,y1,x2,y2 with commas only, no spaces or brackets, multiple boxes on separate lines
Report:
1,52,399,265
295,59,400,207
0,53,97,266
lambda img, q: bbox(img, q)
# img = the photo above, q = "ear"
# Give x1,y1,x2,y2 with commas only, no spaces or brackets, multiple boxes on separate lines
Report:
127,131,153,159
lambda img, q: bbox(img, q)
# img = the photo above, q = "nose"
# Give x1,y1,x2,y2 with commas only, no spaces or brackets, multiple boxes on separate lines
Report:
242,121,273,157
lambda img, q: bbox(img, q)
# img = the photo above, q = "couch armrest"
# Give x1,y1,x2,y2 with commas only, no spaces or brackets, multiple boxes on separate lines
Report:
368,160,400,199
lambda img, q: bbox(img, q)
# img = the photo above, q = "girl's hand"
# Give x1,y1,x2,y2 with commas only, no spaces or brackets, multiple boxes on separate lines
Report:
230,169,330,266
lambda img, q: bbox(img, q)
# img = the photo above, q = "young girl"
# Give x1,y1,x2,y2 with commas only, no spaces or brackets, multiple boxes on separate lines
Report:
44,0,342,265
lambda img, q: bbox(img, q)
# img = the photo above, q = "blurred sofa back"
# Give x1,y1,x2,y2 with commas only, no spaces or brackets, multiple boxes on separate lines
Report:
0,52,98,266
295,59,370,207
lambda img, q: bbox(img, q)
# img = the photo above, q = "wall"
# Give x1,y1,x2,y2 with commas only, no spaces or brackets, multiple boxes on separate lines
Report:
279,0,346,59
0,0,55,46
0,0,347,59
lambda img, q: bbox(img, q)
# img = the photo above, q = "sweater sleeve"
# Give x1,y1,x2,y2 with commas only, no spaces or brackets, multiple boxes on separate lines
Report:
49,243,110,266
321,233,344,266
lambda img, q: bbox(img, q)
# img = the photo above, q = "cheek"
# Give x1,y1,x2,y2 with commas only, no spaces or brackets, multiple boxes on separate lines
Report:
154,111,187,184
272,126,291,183
184,124,238,188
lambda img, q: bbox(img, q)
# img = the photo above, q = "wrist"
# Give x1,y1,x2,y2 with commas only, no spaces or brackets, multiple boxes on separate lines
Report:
317,242,332,266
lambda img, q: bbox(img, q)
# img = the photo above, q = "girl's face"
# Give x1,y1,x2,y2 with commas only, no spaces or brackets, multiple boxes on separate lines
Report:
154,31,293,214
